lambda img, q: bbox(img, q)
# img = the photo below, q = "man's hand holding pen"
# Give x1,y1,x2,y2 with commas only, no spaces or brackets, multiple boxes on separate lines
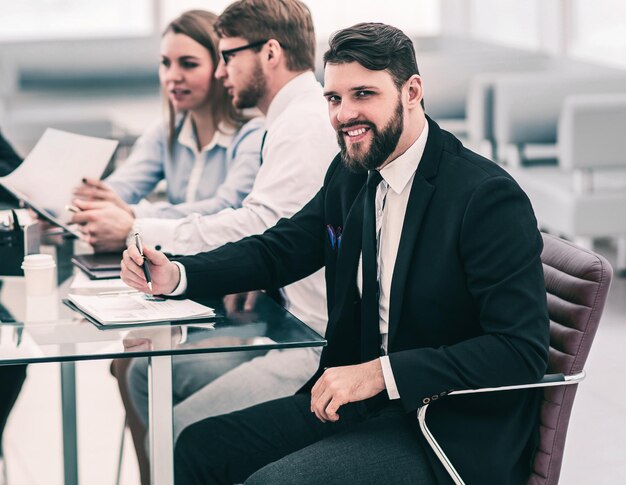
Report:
121,240,181,295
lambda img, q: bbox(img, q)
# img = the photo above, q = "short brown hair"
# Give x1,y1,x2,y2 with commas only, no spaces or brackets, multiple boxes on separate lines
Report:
215,0,315,72
164,10,246,149
324,23,425,109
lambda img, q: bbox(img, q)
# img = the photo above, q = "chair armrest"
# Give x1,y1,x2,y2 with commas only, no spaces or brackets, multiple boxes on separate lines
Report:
416,371,585,485
445,370,585,398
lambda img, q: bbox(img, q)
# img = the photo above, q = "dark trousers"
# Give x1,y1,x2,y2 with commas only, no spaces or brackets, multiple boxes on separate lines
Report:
0,365,27,456
175,393,437,485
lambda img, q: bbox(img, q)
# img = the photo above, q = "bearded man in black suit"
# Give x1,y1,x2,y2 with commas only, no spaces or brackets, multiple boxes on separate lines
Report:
121,22,549,485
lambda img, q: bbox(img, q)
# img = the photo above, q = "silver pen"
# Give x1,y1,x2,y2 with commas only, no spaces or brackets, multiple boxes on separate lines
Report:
134,232,153,292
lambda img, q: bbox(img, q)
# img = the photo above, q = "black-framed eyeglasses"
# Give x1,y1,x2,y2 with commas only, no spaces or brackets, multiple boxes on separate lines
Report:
220,40,268,65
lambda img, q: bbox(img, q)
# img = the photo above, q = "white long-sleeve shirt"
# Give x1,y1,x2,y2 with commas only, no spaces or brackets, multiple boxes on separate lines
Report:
356,122,429,399
137,72,339,335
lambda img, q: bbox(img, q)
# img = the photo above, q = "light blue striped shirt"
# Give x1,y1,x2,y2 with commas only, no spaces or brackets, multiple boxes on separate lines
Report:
106,115,264,219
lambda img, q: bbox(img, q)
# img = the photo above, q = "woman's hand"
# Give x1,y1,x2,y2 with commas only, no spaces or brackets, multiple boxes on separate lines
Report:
74,177,133,216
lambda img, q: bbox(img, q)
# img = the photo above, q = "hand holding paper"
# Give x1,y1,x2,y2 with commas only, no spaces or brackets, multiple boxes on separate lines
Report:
0,129,118,238
121,244,181,295
74,177,133,214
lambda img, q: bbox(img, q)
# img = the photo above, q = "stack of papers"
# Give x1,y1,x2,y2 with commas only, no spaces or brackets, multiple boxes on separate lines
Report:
65,293,216,329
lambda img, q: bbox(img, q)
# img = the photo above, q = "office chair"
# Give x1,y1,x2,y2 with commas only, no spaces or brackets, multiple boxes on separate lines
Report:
418,233,613,484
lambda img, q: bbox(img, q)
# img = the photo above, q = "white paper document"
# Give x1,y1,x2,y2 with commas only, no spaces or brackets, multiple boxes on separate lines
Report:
0,128,118,237
67,292,216,327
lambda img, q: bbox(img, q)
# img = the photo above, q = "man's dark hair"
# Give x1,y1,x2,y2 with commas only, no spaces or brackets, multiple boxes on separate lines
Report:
324,23,424,109
215,0,315,72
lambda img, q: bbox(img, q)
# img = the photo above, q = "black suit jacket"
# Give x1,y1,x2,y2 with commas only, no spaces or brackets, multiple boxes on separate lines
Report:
179,117,550,484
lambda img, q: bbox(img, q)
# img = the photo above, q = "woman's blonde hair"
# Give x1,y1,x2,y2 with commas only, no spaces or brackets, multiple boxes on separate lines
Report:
163,10,246,150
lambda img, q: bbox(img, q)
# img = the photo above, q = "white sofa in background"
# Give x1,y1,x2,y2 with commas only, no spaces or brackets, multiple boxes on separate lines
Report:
486,71,626,165
508,93,626,272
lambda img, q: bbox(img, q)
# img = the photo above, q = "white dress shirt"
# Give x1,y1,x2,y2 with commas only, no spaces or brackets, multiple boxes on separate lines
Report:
151,72,339,335
356,121,429,399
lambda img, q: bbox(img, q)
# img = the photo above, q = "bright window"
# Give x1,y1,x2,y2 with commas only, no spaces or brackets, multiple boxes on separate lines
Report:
469,0,541,50
307,0,440,38
159,0,441,38
0,0,154,42
570,0,626,68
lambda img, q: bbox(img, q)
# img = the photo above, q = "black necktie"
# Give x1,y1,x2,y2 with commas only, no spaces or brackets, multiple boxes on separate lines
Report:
259,131,268,165
361,170,383,362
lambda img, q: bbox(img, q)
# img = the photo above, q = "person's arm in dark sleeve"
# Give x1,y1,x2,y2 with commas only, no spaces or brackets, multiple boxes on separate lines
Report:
176,157,341,299
389,176,550,412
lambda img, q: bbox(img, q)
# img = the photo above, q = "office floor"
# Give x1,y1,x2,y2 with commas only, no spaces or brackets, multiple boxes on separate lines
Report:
3,241,626,485
4,359,140,485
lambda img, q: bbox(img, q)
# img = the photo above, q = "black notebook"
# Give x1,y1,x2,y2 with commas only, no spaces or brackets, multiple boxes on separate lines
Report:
72,253,122,280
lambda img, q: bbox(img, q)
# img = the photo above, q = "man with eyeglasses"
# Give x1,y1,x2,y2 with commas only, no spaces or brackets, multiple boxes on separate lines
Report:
117,1,338,482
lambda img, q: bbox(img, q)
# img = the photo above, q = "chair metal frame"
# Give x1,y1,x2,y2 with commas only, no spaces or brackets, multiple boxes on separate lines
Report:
416,233,612,484
417,371,586,485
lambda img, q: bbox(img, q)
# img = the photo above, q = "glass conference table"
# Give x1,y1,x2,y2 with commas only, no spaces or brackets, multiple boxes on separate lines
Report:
0,269,325,485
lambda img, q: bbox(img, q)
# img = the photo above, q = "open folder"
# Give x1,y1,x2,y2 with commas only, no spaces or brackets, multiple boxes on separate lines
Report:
64,293,216,329
0,128,118,238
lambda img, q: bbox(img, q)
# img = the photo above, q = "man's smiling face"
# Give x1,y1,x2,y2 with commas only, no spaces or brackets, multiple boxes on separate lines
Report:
324,61,405,172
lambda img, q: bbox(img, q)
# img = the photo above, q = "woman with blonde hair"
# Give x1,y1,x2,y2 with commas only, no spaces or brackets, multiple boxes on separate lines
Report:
72,10,262,483
73,10,263,252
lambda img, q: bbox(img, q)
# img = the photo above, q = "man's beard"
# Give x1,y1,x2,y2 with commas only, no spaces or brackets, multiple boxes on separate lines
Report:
234,58,266,109
337,97,404,172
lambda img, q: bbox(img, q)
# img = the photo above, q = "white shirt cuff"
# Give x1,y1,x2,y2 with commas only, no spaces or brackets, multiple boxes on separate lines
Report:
167,262,188,296
133,218,179,253
380,355,400,400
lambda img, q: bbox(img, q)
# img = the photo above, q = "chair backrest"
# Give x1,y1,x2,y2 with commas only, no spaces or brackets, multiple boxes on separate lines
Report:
493,73,626,146
528,233,613,485
558,93,626,171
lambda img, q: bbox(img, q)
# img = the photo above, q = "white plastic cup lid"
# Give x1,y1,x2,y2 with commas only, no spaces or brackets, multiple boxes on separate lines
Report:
21,254,56,269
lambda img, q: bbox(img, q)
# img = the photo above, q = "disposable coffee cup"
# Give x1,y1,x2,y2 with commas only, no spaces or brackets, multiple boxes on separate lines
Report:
21,254,56,296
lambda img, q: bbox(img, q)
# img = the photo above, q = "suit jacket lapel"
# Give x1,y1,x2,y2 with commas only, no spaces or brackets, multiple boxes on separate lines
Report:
388,116,442,348
325,184,367,343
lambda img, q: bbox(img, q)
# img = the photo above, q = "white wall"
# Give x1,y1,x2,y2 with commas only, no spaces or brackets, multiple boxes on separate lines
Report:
441,0,626,68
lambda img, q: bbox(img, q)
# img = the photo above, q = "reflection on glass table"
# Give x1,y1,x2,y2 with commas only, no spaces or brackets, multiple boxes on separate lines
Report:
0,276,325,485
0,277,324,363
